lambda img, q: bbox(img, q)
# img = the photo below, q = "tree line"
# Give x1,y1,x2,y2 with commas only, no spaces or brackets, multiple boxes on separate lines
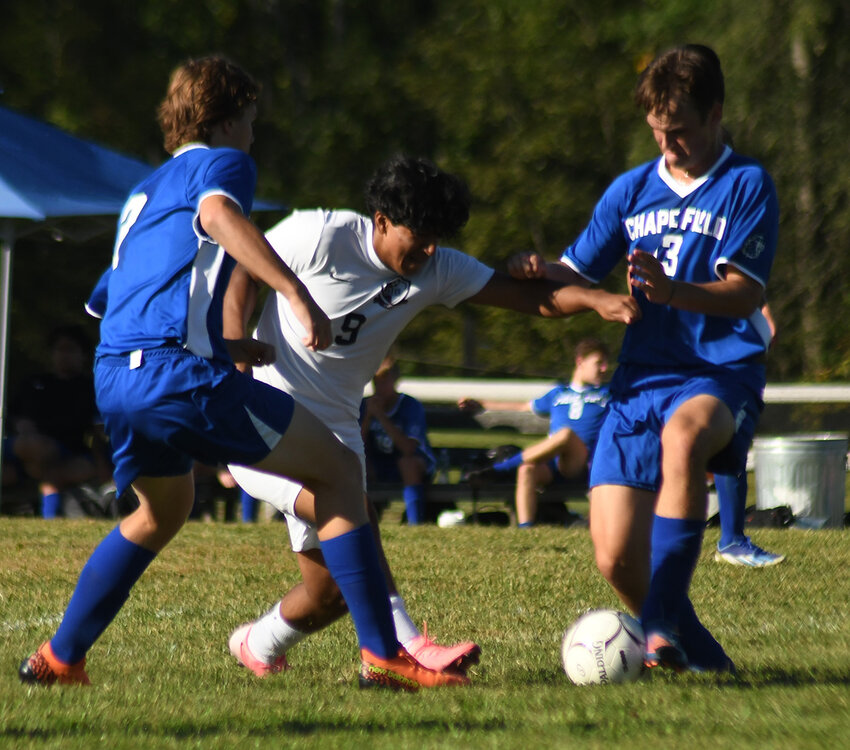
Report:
1,0,848,384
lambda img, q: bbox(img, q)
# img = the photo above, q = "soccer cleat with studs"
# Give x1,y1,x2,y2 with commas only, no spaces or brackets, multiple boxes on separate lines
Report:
644,630,689,673
405,624,480,675
19,641,91,686
715,537,785,567
359,647,470,691
228,623,289,677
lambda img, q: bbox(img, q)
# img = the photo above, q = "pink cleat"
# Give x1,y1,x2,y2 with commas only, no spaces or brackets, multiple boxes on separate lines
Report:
228,623,289,677
405,624,481,674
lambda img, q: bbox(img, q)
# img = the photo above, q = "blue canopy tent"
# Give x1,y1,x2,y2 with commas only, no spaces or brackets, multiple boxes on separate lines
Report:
0,104,154,495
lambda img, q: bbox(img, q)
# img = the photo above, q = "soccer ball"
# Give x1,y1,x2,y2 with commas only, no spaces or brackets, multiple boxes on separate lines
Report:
561,609,646,685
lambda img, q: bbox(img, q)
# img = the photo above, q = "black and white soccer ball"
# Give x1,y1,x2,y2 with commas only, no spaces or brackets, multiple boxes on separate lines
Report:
561,609,646,685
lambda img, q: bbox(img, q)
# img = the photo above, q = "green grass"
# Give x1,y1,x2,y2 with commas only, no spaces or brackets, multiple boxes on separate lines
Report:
1,518,849,749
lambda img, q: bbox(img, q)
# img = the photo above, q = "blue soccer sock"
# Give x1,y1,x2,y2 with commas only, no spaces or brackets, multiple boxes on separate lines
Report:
714,472,747,548
493,452,524,472
41,491,62,519
641,515,704,635
319,525,398,658
50,526,156,664
678,597,732,671
403,485,425,525
240,489,257,523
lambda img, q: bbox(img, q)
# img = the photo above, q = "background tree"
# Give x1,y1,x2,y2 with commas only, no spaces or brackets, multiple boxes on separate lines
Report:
1,0,848,386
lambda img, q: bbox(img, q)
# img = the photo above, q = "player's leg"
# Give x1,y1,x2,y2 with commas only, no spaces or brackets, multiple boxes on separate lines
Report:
397,453,427,524
515,462,553,527
248,403,467,688
589,484,655,614
233,485,479,675
642,394,734,670
20,472,195,685
714,471,785,567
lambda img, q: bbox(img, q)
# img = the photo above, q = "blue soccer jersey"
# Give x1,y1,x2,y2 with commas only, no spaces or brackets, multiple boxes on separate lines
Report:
96,144,257,362
531,383,610,454
360,393,437,480
562,147,778,371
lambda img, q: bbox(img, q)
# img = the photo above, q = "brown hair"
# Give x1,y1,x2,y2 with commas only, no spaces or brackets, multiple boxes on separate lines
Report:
574,337,609,361
157,55,259,154
634,44,724,121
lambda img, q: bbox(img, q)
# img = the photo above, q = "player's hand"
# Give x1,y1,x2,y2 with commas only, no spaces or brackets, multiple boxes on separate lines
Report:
628,250,674,305
226,338,276,370
506,251,548,280
289,289,332,351
457,397,484,414
591,291,642,324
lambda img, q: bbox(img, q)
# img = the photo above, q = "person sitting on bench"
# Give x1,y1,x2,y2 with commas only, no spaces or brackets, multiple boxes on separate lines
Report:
459,337,610,527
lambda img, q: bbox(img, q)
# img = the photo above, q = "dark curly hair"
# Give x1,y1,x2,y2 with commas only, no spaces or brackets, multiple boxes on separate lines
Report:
364,155,471,239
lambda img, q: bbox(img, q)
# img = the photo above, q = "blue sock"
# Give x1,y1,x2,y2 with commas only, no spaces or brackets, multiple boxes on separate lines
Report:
518,521,534,528
240,489,257,523
641,515,704,635
50,526,156,664
41,492,61,519
319,525,398,658
715,472,747,548
678,597,732,671
493,452,523,472
403,485,425,525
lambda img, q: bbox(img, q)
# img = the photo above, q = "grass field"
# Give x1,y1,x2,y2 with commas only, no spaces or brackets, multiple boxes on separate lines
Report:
1,516,849,749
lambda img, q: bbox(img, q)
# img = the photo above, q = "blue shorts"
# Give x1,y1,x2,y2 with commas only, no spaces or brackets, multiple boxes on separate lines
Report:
589,362,764,492
95,347,295,496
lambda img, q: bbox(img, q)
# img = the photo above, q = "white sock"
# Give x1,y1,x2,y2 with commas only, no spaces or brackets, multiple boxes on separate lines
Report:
246,601,307,662
390,593,421,647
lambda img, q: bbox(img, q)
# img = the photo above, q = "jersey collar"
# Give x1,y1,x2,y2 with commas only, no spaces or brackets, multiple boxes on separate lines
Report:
657,145,732,197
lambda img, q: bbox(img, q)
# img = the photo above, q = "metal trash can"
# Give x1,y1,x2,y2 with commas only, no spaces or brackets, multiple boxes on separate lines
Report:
753,433,848,529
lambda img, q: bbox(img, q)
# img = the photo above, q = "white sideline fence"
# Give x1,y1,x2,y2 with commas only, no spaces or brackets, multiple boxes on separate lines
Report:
393,379,850,405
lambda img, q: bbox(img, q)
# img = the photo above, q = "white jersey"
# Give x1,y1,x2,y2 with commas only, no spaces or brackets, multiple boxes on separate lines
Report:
253,208,493,432
230,209,492,550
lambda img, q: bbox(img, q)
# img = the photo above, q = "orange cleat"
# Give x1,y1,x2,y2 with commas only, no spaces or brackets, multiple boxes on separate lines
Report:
19,641,91,686
359,647,471,691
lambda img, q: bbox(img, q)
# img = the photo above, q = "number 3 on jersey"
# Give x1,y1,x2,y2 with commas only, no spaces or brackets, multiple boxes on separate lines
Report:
657,234,682,276
335,313,366,346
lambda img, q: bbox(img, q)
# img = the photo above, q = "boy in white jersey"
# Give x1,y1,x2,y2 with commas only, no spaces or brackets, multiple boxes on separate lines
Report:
509,45,779,672
225,155,640,677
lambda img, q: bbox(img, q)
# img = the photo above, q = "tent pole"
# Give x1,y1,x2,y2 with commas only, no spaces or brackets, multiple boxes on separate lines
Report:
0,220,13,501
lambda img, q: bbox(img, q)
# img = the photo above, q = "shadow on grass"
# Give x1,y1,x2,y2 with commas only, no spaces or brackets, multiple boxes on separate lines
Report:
3,716,510,743
518,666,850,689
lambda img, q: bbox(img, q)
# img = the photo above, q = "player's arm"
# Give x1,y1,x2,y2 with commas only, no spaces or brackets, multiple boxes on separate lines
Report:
466,270,640,324
628,250,763,317
507,252,588,286
199,194,331,351
361,398,419,456
457,397,530,414
221,261,276,369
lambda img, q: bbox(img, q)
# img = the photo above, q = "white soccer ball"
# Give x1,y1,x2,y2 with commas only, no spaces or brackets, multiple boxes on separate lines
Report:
561,609,646,685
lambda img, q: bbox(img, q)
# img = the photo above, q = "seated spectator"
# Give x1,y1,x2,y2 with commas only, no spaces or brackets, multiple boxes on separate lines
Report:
8,325,112,518
360,355,436,525
460,337,610,527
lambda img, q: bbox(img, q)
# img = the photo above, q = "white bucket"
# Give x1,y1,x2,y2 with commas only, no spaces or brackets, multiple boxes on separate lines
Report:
753,433,847,529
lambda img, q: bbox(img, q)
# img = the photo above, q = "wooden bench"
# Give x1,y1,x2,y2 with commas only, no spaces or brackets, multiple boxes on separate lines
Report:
366,445,589,525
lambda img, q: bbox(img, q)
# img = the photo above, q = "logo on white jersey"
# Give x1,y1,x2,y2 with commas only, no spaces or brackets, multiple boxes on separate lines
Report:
373,277,411,309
